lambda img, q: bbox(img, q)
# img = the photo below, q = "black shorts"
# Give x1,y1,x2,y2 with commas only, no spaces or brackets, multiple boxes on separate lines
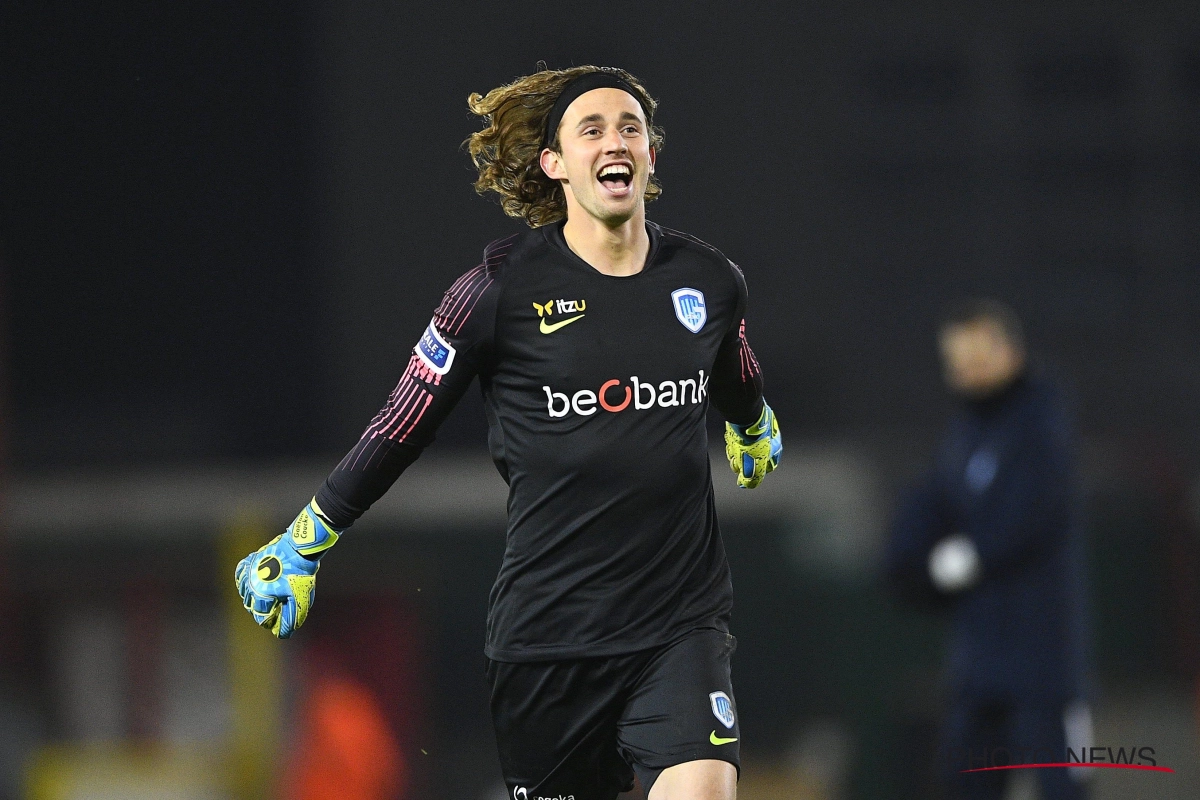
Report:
487,628,740,800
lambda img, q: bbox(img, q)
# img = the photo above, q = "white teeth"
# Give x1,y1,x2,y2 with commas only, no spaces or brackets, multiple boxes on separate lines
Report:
599,164,631,177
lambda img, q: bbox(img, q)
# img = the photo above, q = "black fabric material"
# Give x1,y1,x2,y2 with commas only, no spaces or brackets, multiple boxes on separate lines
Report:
542,70,648,149
317,443,420,527
316,222,765,662
487,628,740,800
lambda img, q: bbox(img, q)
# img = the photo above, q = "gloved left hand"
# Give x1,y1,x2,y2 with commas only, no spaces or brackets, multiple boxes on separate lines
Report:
724,402,782,489
234,499,342,638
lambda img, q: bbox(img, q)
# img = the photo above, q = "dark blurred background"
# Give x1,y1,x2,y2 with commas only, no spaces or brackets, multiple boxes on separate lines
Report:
2,2,1199,799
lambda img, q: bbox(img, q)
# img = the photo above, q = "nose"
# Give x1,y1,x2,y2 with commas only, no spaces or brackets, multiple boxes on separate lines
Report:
602,127,628,153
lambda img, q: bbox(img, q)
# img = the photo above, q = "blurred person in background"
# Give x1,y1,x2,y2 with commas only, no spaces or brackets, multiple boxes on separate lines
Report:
884,299,1091,800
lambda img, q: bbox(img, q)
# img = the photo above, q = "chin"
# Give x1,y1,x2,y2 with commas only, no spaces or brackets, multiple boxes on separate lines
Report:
593,202,637,225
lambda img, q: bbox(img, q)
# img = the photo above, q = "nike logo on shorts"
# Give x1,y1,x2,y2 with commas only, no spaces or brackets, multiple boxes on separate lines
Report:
710,731,738,745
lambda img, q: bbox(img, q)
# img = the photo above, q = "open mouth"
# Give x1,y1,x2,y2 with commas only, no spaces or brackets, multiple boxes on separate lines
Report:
597,163,633,195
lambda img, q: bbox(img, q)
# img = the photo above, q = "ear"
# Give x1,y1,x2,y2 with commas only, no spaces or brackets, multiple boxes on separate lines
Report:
648,145,657,175
540,147,567,181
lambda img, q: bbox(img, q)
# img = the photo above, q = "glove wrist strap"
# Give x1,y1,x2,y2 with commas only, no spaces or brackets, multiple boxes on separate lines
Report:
730,403,771,441
287,498,342,557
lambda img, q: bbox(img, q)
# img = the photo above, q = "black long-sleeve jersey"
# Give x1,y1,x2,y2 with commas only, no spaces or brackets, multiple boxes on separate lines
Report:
316,221,765,661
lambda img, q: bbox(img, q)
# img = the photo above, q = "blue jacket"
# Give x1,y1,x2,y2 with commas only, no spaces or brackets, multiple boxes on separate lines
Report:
886,373,1089,699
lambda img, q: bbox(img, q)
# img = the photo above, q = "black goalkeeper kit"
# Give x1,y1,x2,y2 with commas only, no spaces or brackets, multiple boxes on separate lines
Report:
317,221,764,663
314,221,765,796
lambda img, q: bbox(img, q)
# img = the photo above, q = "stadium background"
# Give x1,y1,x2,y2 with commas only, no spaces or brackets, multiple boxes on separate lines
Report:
2,1,1199,798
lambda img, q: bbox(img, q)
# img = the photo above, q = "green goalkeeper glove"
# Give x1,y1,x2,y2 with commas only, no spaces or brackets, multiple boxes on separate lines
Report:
234,499,342,638
724,402,782,489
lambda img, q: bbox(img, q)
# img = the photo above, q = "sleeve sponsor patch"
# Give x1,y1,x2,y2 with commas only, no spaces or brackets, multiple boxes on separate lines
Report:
415,320,456,375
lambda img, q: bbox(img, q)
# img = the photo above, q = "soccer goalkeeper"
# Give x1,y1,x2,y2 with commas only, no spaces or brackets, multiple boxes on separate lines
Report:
235,65,781,800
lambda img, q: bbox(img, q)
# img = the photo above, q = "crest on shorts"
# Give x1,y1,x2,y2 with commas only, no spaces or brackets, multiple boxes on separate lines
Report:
709,691,735,729
672,288,707,333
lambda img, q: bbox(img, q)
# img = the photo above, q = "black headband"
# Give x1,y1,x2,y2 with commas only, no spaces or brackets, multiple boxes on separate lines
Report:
541,71,650,150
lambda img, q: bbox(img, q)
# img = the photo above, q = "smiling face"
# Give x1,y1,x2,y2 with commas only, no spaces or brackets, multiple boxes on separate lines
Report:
539,88,656,228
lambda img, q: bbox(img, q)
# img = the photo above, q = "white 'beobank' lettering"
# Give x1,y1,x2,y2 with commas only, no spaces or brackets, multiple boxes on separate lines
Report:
543,371,708,418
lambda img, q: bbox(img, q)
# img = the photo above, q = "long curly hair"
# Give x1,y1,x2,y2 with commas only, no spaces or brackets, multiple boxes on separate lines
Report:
464,65,665,227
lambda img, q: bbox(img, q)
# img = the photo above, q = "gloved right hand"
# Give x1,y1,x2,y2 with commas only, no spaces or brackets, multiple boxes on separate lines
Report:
234,499,342,639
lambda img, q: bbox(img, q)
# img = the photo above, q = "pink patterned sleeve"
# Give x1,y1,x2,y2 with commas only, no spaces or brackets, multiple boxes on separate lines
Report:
316,239,510,527
710,262,765,426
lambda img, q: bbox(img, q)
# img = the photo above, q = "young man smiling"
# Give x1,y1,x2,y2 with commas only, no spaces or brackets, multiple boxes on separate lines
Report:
235,65,781,800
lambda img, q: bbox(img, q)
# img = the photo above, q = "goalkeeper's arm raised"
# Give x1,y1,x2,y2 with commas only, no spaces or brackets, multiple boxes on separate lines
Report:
234,262,499,637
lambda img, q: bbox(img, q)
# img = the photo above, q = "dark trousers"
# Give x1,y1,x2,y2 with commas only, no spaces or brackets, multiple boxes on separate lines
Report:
938,691,1087,800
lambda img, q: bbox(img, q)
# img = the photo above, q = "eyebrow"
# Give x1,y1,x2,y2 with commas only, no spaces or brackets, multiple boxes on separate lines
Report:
574,111,644,129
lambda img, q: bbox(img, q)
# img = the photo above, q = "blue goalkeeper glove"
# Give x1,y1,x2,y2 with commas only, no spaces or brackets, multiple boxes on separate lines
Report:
234,499,342,639
724,402,782,489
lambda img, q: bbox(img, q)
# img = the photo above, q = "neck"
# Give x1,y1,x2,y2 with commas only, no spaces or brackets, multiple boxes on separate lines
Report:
962,369,1028,410
561,206,649,277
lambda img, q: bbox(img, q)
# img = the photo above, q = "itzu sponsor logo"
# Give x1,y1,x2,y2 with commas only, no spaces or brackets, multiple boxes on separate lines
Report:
543,371,709,417
532,298,587,316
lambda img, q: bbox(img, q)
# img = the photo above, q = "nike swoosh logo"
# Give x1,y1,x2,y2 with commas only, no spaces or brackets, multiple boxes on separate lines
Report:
540,314,584,334
710,731,738,745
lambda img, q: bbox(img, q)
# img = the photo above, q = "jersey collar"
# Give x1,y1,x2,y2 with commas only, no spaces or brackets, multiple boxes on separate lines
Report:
543,220,662,278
